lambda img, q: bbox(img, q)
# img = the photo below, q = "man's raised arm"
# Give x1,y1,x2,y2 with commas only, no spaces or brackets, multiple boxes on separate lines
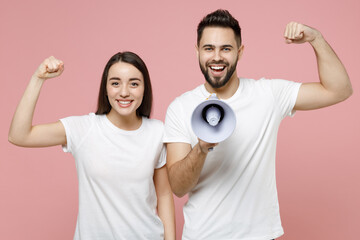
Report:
284,22,353,110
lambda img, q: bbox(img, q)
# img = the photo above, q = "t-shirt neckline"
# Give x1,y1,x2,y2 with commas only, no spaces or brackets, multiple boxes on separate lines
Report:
199,77,244,103
102,115,146,135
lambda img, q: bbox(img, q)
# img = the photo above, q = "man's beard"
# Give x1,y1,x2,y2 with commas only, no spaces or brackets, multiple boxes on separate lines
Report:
199,58,238,89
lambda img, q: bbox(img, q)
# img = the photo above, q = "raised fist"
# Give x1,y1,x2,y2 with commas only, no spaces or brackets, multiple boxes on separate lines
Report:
33,56,64,80
284,22,321,44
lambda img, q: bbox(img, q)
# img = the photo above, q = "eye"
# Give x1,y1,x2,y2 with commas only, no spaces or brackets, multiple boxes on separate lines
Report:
223,47,231,52
111,82,119,86
130,82,139,87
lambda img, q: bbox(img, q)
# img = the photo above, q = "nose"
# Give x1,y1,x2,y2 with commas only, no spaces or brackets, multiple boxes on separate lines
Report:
213,49,222,62
119,85,130,98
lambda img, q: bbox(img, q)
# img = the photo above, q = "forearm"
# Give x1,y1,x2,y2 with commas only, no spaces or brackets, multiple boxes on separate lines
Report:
311,35,352,101
157,192,176,240
8,76,44,144
168,143,207,197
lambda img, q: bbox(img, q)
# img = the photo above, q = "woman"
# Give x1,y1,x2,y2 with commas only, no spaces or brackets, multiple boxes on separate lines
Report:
8,52,175,240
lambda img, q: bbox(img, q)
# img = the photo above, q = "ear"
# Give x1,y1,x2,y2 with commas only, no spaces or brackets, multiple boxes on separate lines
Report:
237,45,245,60
195,44,199,59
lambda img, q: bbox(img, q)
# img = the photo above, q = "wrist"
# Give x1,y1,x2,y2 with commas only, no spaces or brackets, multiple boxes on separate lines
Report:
196,142,208,155
31,74,46,83
29,75,47,90
309,32,325,47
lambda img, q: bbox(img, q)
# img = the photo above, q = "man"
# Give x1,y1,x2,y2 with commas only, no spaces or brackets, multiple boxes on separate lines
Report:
164,9,352,240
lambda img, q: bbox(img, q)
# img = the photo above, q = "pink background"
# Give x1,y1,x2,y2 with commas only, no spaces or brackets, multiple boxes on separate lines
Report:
1,0,359,239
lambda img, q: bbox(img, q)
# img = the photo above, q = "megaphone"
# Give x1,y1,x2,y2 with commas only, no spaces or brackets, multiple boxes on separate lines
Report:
191,94,236,143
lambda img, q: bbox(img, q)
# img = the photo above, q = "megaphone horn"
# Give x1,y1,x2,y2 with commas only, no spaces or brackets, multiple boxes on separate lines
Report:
201,104,224,126
191,94,236,144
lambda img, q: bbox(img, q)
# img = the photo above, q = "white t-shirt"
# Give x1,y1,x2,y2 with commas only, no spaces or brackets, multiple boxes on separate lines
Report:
60,113,166,240
164,78,301,240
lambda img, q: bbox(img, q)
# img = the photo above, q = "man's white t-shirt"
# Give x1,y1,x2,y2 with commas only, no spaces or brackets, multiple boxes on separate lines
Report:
164,78,301,240
60,113,166,240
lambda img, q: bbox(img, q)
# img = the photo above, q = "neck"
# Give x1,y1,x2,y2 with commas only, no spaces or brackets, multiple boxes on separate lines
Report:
106,110,142,131
204,73,239,99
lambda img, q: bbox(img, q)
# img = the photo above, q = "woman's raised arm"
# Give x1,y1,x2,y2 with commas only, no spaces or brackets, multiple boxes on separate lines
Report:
8,56,67,147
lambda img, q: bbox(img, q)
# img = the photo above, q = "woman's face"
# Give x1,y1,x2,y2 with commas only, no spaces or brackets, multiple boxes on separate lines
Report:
106,61,145,118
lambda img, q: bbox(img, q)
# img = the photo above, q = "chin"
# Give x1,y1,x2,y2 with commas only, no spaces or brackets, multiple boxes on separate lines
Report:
207,78,229,89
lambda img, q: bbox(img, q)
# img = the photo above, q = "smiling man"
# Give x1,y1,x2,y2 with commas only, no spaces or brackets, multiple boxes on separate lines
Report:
164,9,352,240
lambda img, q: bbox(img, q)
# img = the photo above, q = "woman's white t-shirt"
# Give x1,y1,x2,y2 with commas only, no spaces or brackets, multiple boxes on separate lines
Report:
60,114,166,240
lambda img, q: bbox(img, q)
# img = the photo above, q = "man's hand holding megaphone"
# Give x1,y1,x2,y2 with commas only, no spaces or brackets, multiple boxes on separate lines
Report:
167,94,237,198
191,94,236,151
198,139,219,153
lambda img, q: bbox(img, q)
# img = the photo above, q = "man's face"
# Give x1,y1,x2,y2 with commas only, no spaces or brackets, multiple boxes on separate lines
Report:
197,27,242,89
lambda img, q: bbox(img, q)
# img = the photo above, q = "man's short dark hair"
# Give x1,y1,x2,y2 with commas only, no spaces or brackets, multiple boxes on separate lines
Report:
197,9,242,47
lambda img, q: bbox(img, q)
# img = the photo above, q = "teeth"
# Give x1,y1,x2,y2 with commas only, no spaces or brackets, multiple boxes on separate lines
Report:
118,101,131,104
210,66,225,70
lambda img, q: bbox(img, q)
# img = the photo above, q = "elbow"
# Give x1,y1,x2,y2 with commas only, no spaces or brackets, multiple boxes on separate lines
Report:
170,181,191,198
8,135,22,146
167,167,188,198
8,125,33,147
168,181,187,198
8,133,27,147
8,132,17,145
339,85,353,102
173,190,186,198
346,86,353,99
173,188,186,198
343,78,353,100
8,135,14,145
8,127,20,146
331,83,353,104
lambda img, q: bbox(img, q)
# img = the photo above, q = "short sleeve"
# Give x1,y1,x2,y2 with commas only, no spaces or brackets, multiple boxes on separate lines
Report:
164,98,191,144
265,79,302,119
155,145,167,169
59,113,95,153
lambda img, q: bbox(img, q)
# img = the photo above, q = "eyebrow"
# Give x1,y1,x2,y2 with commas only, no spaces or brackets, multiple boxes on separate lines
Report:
109,77,142,81
202,44,234,49
221,44,234,48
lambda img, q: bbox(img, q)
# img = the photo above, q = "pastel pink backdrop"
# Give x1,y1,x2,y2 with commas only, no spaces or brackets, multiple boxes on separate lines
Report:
1,0,359,239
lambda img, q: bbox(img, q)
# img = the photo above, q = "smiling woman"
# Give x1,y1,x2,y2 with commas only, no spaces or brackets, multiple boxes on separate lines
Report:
96,52,152,118
106,61,146,130
8,52,175,240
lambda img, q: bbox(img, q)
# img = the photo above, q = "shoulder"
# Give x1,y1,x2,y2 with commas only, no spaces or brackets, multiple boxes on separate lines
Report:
237,77,270,94
168,85,205,110
241,77,290,84
172,85,204,103
143,117,164,131
61,112,97,120
60,113,98,129
256,77,297,86
243,77,272,86
142,118,165,140
239,77,270,89
242,77,298,90
145,118,163,127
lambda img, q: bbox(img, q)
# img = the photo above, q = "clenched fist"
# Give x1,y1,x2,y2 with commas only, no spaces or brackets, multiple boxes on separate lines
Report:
33,56,64,80
284,22,322,44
